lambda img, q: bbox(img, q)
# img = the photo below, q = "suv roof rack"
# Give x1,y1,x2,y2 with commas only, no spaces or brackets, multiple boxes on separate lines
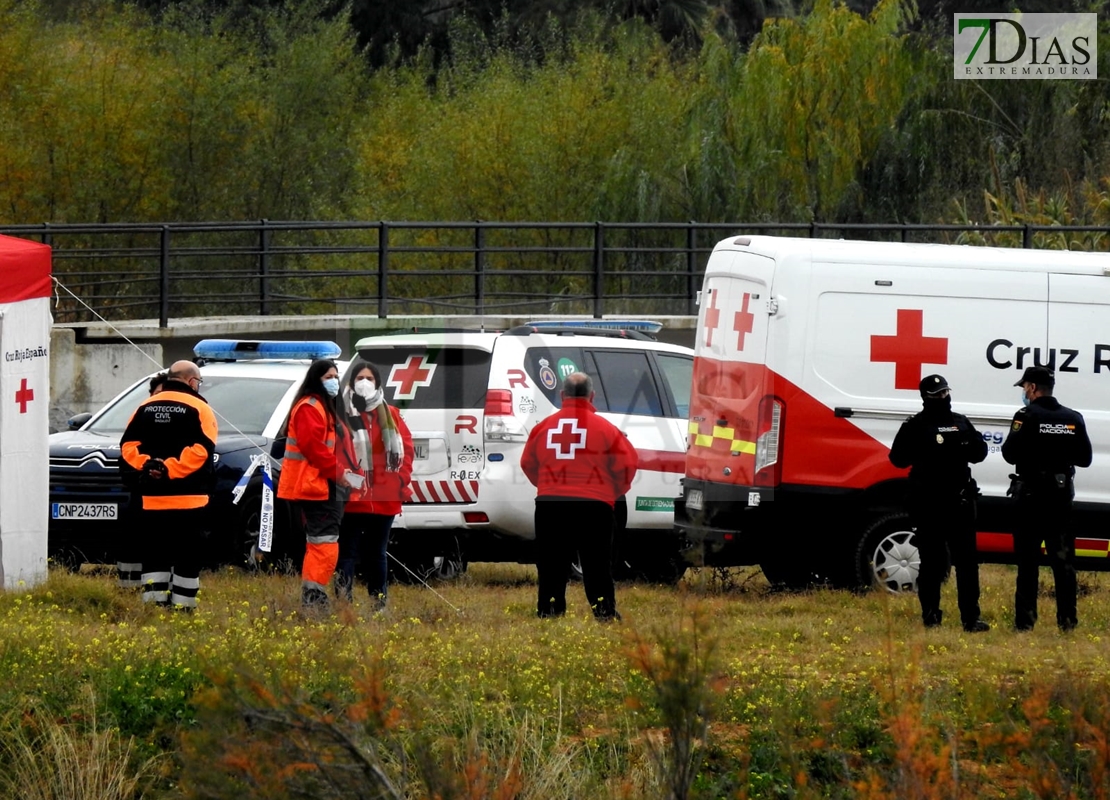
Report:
357,327,504,337
524,319,663,334
503,325,655,341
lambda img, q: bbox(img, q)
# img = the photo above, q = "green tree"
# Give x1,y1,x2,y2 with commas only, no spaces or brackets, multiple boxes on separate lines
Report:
732,0,917,221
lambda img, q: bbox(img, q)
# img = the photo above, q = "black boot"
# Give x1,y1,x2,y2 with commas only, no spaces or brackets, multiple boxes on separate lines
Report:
302,586,329,610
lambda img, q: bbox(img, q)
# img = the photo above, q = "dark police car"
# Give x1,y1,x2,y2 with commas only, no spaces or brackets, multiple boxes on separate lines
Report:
48,341,344,568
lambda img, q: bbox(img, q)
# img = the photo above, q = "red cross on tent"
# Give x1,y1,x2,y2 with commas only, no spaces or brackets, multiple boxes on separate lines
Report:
387,355,437,400
547,418,587,459
870,309,948,391
14,377,33,413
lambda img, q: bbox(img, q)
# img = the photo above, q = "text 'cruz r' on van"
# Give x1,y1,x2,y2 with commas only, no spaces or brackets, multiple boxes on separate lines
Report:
675,235,1110,591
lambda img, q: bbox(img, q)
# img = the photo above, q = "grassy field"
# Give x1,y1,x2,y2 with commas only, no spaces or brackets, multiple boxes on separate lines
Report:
1,561,1109,799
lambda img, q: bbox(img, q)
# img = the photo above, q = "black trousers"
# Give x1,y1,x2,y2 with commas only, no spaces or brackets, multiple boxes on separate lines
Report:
336,512,394,605
534,497,617,619
1014,488,1077,631
912,495,980,627
139,506,207,608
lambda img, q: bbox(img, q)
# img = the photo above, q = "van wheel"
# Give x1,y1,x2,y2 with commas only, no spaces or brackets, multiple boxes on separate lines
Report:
856,512,920,593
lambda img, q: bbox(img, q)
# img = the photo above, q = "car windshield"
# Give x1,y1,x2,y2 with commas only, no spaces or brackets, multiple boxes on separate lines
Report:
86,376,295,437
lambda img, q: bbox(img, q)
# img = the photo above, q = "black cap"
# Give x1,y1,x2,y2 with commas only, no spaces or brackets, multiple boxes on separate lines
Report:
919,374,950,397
1014,366,1055,388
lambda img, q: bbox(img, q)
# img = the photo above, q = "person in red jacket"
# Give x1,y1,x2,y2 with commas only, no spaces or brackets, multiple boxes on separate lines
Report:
277,359,362,610
521,371,639,621
336,358,414,609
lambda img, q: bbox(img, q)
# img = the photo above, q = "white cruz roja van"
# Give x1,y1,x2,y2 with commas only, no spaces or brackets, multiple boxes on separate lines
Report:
352,322,695,583
674,235,1110,591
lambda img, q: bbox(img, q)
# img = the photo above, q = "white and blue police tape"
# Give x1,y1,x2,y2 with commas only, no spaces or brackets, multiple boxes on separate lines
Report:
258,460,275,553
231,454,275,553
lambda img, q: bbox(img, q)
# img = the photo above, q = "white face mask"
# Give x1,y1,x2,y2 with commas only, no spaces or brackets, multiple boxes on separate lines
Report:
354,379,376,399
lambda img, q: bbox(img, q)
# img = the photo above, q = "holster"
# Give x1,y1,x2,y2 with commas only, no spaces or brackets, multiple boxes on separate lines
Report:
1009,472,1073,500
959,479,980,521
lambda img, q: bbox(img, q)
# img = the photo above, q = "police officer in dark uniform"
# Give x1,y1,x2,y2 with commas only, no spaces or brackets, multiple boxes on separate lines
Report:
1002,366,1092,632
889,374,990,632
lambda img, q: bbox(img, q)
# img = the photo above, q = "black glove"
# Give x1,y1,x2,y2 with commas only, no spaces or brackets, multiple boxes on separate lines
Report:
143,458,166,481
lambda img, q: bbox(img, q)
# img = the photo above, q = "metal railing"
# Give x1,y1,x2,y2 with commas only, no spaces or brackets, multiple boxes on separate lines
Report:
3,220,1107,326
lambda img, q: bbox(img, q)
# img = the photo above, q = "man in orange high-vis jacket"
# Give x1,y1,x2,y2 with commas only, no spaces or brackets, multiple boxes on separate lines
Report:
119,360,217,610
277,359,360,610
521,372,638,621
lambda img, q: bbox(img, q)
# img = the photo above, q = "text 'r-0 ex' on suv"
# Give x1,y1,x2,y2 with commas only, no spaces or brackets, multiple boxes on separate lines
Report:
353,322,694,583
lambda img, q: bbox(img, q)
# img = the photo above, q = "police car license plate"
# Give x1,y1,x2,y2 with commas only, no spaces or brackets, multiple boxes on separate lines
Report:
686,489,703,511
413,441,429,460
51,502,118,521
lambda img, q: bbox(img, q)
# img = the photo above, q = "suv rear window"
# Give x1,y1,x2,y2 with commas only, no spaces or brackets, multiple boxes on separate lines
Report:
356,347,493,409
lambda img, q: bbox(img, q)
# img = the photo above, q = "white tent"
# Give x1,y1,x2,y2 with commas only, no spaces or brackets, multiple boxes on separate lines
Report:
0,234,52,589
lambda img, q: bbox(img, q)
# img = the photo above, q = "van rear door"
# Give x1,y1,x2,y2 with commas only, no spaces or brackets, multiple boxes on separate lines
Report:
686,248,775,490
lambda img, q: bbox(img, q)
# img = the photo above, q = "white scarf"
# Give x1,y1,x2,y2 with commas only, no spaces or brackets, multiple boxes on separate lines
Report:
342,386,403,474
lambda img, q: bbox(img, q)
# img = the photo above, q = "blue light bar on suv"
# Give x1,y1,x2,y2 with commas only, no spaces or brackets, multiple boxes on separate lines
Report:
193,340,342,361
522,320,663,334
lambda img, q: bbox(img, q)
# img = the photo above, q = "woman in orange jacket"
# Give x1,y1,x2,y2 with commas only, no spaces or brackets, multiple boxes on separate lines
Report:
277,359,362,609
335,358,414,609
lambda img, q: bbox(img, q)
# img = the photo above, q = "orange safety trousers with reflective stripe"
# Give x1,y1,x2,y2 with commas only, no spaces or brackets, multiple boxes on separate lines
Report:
302,540,339,592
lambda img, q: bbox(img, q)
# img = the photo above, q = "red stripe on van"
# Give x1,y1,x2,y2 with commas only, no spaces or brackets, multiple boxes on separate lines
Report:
637,449,685,474
975,532,1013,553
411,482,428,502
1077,538,1110,555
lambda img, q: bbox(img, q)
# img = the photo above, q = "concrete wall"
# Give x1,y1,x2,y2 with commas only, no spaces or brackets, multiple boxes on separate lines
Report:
50,328,162,433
